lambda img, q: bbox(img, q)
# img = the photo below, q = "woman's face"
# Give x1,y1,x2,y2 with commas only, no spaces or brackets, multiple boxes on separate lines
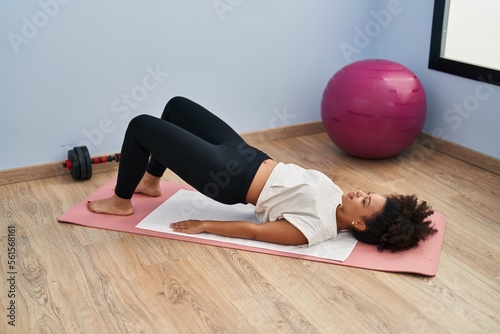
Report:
339,191,387,228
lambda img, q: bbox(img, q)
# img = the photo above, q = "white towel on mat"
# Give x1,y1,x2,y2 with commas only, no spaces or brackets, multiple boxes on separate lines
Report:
136,189,357,262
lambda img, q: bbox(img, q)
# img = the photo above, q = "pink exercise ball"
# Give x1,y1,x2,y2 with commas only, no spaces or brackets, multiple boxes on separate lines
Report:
321,59,426,159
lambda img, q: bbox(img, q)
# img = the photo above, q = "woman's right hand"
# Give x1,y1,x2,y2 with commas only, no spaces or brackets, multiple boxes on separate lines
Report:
170,220,206,234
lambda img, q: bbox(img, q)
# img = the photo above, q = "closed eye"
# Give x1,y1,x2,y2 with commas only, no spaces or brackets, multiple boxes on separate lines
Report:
363,195,372,207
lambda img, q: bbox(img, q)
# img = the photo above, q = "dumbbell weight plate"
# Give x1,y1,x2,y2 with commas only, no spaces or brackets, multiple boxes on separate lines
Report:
67,148,80,180
74,146,93,180
82,146,92,180
74,147,87,180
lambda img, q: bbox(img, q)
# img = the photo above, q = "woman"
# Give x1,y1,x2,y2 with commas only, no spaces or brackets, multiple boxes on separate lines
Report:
88,96,437,252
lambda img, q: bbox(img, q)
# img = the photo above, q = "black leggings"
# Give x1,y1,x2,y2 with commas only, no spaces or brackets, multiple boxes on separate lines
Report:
115,96,271,204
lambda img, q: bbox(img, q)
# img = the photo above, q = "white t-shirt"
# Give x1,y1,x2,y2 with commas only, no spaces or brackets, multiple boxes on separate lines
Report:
254,162,343,246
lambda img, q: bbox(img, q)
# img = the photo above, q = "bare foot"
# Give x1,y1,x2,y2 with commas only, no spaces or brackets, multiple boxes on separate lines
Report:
135,173,162,197
87,195,134,216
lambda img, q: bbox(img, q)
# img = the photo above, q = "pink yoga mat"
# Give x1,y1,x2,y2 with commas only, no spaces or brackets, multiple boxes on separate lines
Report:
58,181,446,276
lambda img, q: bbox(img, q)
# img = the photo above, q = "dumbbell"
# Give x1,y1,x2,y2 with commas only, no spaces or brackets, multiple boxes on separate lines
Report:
63,146,120,180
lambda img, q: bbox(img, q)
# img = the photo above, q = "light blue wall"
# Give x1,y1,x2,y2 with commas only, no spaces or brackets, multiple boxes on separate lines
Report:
0,0,369,169
373,1,500,159
1,1,498,171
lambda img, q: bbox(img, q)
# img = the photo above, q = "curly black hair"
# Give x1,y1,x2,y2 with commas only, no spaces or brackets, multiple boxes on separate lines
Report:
352,195,437,252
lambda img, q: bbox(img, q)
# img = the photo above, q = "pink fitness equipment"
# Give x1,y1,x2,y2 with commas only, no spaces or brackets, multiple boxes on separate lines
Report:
321,59,426,159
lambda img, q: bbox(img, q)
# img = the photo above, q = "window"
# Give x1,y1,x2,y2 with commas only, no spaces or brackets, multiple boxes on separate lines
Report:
428,0,500,86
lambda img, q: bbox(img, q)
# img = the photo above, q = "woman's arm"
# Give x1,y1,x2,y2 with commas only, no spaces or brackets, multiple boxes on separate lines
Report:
170,219,308,246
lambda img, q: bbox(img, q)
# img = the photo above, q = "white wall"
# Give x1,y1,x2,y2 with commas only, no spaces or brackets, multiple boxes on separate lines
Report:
1,0,498,171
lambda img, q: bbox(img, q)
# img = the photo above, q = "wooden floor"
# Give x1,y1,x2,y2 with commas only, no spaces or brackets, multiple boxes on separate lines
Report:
1,132,499,334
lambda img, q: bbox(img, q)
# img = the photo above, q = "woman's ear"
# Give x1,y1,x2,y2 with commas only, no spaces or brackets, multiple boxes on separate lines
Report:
352,220,367,232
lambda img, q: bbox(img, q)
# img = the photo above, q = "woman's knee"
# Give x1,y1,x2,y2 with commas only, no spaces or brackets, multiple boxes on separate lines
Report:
162,96,189,120
127,114,155,133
